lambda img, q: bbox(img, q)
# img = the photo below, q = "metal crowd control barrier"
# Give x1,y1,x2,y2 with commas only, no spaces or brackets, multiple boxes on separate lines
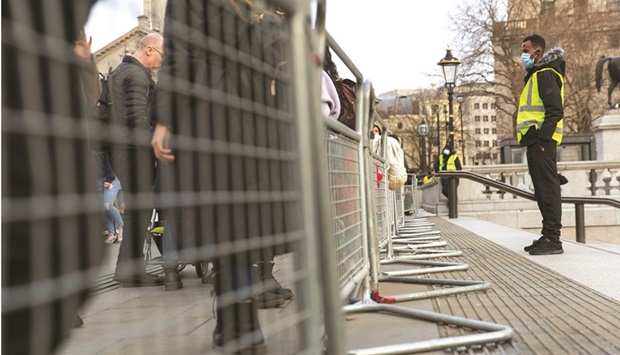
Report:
394,186,405,226
336,78,513,353
325,128,368,301
345,303,514,355
2,0,514,352
370,118,390,252
379,190,471,280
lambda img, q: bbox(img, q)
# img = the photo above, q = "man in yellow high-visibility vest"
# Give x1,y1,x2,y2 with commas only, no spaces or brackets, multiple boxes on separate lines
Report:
436,145,462,200
517,34,565,255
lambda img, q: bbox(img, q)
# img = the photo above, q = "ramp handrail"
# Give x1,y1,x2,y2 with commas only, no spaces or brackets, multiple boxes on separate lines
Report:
436,170,620,243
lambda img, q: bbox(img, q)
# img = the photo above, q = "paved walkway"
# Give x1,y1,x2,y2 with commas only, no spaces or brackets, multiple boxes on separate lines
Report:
56,215,620,354
428,217,620,354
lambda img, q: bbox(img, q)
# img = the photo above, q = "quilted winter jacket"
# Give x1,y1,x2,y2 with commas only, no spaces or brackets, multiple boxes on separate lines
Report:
109,55,155,135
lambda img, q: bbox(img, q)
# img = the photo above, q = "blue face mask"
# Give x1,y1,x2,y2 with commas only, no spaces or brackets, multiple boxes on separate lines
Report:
521,52,535,69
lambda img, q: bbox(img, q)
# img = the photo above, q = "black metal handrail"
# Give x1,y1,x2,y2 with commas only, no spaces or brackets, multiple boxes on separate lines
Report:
435,170,620,244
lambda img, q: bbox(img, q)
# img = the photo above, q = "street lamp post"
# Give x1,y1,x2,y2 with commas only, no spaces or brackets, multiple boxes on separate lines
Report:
437,45,461,149
417,121,430,175
456,94,466,164
438,45,461,219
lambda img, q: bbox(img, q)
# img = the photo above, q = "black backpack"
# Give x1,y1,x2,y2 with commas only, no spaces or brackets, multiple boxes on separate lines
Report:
91,72,112,124
336,78,357,131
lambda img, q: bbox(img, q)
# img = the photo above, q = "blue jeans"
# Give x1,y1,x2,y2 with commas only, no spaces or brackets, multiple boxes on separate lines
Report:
103,178,124,235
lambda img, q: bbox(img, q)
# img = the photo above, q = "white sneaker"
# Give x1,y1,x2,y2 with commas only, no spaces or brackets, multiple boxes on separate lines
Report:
104,234,117,244
116,227,123,242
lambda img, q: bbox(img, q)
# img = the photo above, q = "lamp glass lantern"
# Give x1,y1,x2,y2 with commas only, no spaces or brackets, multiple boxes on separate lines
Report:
437,45,461,86
417,122,430,137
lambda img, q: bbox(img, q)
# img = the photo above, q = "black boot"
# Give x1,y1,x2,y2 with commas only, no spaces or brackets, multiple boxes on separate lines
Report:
212,276,266,354
201,267,215,285
252,263,285,309
254,289,285,309
256,261,294,300
164,260,183,291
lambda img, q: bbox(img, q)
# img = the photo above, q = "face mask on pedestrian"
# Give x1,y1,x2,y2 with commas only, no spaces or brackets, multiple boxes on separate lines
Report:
521,49,539,69
443,149,450,155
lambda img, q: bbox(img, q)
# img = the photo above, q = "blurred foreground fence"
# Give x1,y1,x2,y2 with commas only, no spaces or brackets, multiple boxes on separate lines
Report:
2,0,513,354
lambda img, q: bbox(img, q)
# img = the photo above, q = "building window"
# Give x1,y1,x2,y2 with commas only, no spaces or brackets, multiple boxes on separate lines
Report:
483,115,489,122
483,140,490,147
475,128,481,134
610,33,620,48
492,128,497,134
491,103,497,109
432,105,439,115
541,0,556,14
492,153,498,160
491,115,497,122
476,152,482,159
474,103,480,110
476,141,482,147
574,0,588,11
397,122,403,129
493,140,498,147
484,128,490,134
608,0,620,12
475,115,481,122
482,103,488,109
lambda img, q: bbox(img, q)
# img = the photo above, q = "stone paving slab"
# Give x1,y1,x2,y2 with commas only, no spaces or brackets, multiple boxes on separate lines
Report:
430,216,620,354
57,215,620,354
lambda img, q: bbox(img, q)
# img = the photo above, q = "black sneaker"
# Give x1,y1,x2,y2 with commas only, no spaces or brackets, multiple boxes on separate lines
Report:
528,238,564,255
524,237,543,252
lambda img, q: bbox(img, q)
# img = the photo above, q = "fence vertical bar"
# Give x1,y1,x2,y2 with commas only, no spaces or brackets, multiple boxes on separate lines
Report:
290,5,343,354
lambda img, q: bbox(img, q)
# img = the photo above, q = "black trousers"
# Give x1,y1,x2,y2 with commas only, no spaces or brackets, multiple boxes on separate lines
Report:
526,141,562,241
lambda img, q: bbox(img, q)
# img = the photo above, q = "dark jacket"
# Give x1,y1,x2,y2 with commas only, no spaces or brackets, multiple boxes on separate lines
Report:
109,55,155,132
520,47,565,147
92,150,116,184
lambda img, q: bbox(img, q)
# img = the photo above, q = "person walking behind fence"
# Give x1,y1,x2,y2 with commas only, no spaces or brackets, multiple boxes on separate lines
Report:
386,133,408,191
108,33,165,287
322,48,342,120
93,150,124,244
517,34,565,255
151,1,295,353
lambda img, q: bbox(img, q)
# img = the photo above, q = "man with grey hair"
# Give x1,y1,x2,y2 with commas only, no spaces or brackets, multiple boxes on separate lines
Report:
107,32,166,286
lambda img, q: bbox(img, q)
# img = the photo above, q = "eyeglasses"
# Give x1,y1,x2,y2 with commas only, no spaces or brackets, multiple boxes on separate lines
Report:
151,46,164,58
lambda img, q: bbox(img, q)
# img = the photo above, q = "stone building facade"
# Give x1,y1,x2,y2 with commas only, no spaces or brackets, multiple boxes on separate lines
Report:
94,0,168,76
377,82,499,171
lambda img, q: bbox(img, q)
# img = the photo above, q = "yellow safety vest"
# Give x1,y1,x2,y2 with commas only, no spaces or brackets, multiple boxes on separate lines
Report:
516,67,564,145
438,154,458,171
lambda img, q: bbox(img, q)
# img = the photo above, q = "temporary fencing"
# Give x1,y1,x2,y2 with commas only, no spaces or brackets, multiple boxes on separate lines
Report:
3,0,331,354
2,0,513,354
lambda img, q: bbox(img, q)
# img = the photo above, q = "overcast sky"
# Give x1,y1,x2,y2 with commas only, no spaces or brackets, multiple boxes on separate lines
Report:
85,0,461,95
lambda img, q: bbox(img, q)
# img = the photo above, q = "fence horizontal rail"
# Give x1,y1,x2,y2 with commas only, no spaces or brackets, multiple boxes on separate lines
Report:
436,170,620,242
